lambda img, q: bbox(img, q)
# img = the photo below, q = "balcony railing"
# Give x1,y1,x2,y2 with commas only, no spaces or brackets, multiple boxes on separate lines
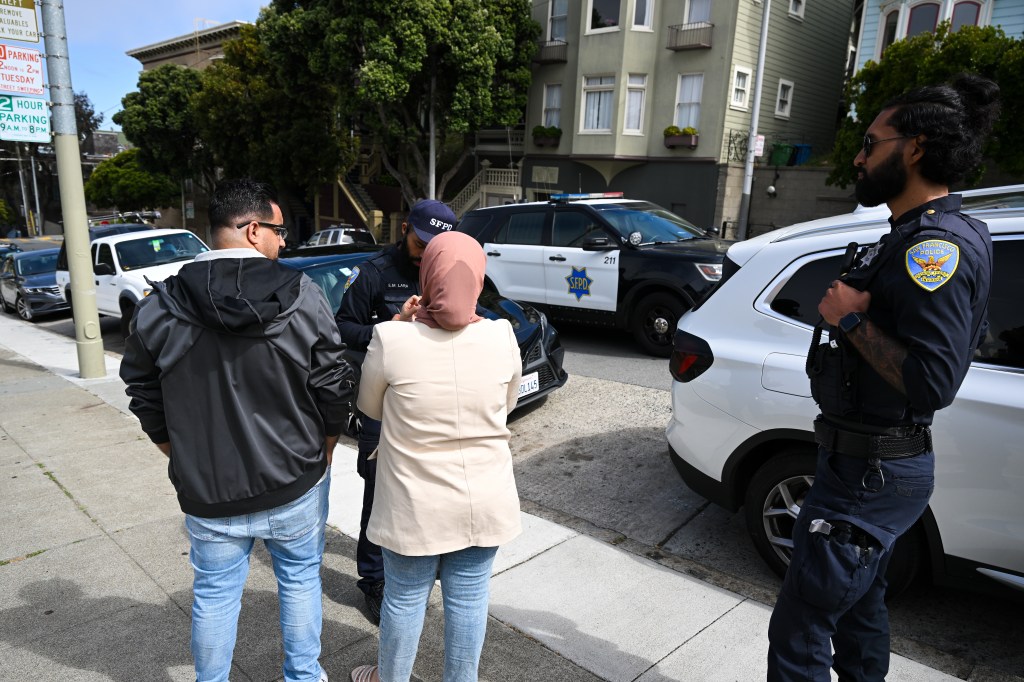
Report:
534,40,568,64
667,22,713,50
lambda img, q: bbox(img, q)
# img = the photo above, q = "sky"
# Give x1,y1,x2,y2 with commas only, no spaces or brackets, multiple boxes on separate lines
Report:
54,0,269,131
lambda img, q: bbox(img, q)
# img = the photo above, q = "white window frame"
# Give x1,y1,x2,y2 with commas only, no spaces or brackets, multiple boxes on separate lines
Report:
581,75,615,133
549,0,568,41
875,0,992,59
775,79,794,119
788,0,805,20
674,73,703,130
543,83,562,128
586,0,622,34
623,74,647,134
632,0,654,30
730,65,752,111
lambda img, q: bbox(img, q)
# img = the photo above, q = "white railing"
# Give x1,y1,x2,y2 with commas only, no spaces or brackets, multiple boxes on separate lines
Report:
449,167,521,217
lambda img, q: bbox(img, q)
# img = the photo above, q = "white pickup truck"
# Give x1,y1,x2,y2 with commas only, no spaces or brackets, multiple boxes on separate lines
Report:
56,228,208,336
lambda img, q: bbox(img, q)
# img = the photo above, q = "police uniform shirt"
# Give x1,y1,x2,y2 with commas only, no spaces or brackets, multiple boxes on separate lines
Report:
844,194,992,426
335,245,420,352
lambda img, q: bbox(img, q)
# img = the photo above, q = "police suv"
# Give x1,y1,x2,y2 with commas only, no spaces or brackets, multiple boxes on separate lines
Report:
457,193,732,356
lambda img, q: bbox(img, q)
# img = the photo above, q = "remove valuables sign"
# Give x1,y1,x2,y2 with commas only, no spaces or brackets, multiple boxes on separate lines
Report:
0,43,43,95
0,0,39,43
0,93,49,141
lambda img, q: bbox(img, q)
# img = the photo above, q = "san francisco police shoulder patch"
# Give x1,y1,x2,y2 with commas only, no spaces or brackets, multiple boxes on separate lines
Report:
905,240,958,292
343,266,361,291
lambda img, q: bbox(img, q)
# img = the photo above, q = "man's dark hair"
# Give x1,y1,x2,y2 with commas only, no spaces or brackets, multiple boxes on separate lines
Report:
883,73,1000,186
209,178,279,230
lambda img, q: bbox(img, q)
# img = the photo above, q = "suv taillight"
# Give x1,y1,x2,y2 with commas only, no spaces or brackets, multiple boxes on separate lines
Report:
669,330,713,382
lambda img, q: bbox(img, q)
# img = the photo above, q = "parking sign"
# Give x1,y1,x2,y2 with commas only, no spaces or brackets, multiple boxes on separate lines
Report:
0,44,44,96
0,94,49,142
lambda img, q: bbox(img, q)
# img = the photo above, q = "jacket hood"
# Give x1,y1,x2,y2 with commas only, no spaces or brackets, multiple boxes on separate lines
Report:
155,257,304,336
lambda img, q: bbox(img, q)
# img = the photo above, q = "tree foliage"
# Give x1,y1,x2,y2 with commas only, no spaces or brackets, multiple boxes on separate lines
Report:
191,22,357,197
84,148,179,211
269,0,541,203
113,65,213,186
74,91,103,143
830,24,1024,187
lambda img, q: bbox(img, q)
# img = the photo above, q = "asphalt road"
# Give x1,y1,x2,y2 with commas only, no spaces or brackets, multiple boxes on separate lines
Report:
22,311,1024,680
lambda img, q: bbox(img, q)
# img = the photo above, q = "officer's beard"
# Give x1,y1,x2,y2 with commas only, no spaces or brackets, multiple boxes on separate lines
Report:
396,233,421,281
855,148,908,208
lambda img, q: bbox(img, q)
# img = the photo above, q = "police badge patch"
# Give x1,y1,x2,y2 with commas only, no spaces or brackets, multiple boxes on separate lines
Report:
343,266,361,291
905,240,959,292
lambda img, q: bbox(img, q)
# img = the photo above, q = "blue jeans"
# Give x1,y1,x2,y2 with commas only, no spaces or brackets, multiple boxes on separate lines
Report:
185,471,331,682
767,448,934,681
379,546,498,682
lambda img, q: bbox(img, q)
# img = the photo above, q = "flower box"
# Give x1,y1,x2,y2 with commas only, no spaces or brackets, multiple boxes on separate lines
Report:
664,134,698,149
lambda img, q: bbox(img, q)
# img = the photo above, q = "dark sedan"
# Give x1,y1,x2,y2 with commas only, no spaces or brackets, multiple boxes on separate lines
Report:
1,247,70,321
278,246,568,411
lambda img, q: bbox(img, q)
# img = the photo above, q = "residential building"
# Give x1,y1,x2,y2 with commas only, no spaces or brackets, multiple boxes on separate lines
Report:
853,0,1024,74
513,0,856,235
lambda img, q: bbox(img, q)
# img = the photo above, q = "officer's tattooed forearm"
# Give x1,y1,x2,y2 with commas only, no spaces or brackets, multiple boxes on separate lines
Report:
847,321,908,395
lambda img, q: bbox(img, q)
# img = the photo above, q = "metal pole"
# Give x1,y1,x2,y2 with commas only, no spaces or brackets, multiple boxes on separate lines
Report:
30,147,41,233
41,0,106,378
16,143,31,235
428,73,436,200
736,0,772,241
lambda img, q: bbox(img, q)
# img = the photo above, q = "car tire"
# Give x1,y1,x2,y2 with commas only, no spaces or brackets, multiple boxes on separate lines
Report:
119,300,136,338
744,450,923,599
15,295,34,321
631,292,685,358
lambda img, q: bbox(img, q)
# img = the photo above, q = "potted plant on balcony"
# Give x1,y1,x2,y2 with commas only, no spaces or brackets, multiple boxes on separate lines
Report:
664,125,699,149
532,125,562,148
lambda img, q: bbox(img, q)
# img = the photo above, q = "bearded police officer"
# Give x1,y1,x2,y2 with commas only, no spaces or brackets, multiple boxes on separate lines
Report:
767,74,1000,681
335,198,457,624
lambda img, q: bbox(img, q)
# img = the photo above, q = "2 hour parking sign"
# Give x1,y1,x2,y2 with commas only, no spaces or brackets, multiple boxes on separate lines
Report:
0,93,49,141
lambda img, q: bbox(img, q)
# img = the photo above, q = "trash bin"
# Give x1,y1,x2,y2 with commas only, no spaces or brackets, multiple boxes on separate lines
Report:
792,144,812,166
769,143,793,166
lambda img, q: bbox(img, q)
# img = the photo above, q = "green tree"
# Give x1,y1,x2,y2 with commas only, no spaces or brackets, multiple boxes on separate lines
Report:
830,24,1024,187
191,22,357,197
269,0,540,204
113,65,213,187
74,91,103,144
84,148,179,211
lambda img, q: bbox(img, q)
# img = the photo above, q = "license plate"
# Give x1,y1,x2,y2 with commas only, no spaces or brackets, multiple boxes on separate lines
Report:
518,372,539,398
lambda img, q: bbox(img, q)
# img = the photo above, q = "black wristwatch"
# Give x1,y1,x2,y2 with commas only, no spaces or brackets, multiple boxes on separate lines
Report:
838,312,867,334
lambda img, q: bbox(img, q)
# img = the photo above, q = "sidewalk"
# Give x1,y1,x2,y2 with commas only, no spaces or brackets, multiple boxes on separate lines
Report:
0,316,971,681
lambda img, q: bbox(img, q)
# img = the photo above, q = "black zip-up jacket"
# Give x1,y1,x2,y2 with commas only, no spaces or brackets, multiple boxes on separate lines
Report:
120,250,354,518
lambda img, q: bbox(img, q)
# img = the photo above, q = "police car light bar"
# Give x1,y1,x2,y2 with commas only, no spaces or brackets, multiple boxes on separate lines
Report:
550,192,625,200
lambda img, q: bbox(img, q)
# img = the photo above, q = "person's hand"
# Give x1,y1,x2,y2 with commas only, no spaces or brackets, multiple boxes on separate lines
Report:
394,295,421,322
818,280,870,326
325,435,338,466
157,442,171,458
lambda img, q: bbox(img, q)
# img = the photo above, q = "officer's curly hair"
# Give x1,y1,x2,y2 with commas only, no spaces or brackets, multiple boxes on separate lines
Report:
883,73,1000,187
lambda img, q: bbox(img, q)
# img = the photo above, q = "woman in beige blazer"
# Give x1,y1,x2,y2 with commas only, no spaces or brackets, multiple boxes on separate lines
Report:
351,231,522,682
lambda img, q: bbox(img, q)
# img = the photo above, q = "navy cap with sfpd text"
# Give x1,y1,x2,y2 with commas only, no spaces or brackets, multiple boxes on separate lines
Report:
408,199,457,243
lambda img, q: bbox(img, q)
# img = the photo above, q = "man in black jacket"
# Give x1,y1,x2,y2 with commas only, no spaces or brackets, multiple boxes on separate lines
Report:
335,198,457,623
121,179,353,682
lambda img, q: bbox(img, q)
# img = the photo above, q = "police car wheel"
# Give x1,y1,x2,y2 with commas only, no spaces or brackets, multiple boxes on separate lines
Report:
632,292,685,358
745,449,924,599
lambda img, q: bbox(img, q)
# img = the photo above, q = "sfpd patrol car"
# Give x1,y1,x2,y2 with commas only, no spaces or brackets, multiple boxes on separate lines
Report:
457,193,732,356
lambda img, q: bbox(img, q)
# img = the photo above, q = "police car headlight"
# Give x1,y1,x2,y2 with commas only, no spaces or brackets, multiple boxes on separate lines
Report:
695,263,723,281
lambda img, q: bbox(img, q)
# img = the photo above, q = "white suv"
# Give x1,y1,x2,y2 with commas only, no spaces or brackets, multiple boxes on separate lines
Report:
665,201,1024,597
59,228,208,336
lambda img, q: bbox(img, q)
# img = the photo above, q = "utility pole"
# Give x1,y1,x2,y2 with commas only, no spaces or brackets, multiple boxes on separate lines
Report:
30,146,41,232
736,0,772,241
41,0,106,378
16,143,31,235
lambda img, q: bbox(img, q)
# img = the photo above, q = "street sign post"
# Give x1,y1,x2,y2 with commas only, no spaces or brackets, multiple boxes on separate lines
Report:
0,0,39,43
0,43,43,95
0,93,50,142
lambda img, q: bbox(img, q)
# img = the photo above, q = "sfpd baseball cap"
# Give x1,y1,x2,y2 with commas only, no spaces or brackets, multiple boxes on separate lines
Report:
408,199,457,243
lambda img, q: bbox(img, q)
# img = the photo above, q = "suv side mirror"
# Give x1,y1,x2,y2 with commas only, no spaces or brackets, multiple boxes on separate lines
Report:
94,263,115,276
704,225,720,237
581,235,615,251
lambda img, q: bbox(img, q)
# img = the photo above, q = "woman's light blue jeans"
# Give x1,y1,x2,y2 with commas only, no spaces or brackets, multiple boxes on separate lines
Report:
185,471,330,682
379,545,498,682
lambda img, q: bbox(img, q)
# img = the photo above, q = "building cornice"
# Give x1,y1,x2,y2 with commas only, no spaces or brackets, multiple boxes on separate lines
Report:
125,21,250,62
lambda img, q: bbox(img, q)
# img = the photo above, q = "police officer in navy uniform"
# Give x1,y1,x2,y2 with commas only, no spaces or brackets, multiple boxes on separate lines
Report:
767,74,1000,681
335,198,458,624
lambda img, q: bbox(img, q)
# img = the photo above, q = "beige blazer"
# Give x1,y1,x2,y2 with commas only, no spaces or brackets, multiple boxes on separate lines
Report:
356,318,523,556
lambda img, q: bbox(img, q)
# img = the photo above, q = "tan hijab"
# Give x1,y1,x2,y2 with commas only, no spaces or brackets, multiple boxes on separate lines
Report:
414,231,485,330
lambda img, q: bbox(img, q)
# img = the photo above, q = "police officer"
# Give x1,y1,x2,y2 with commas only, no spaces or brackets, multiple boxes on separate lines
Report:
335,198,458,624
767,74,1000,681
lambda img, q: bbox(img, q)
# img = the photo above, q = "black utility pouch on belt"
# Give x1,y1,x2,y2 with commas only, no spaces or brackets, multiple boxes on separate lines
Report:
806,242,861,417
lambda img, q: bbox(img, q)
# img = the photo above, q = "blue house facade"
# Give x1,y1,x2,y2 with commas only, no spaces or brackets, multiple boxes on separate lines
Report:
854,0,1024,73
